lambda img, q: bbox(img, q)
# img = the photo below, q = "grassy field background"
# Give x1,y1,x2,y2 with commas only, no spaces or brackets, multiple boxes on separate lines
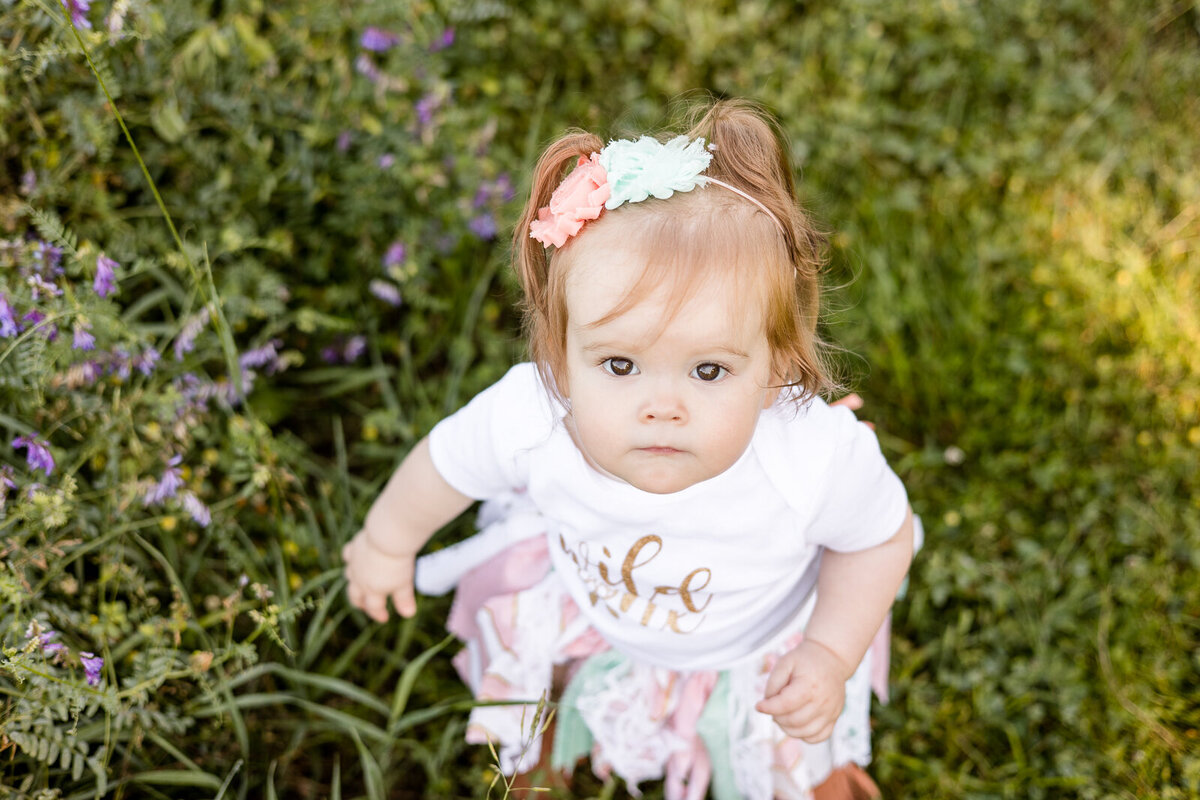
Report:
1,0,1197,797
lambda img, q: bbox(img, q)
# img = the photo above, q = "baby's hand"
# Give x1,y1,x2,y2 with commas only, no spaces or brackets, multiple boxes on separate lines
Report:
341,530,417,622
755,639,851,743
830,392,875,430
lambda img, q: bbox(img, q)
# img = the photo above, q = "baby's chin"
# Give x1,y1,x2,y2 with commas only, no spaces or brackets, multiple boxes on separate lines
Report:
628,477,696,495
614,461,724,495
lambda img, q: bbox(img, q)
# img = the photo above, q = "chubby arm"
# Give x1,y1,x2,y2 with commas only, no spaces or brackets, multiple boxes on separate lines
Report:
342,436,473,621
804,506,914,668
756,507,914,742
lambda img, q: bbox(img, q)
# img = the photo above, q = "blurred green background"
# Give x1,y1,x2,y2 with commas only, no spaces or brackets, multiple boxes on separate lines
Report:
1,0,1197,797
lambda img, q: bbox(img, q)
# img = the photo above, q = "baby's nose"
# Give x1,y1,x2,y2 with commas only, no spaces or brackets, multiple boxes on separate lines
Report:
640,386,686,423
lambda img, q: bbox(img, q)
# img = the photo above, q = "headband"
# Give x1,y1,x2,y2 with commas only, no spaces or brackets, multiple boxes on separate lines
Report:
529,135,786,248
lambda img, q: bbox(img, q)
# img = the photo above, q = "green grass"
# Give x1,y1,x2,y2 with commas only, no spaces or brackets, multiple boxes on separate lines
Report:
1,0,1197,797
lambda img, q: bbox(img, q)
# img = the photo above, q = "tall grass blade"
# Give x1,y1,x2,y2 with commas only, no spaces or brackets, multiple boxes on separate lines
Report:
388,634,453,732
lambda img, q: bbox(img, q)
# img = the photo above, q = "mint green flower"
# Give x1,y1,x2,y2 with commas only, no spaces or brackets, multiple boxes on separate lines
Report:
599,136,713,210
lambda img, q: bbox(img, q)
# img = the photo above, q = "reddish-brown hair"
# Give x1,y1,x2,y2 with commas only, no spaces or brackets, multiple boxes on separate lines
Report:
512,99,835,404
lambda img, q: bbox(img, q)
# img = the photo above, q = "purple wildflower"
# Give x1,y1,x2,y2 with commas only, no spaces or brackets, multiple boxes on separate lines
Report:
94,254,118,297
220,376,244,406
79,652,103,687
360,27,399,52
336,130,353,153
383,240,407,268
369,279,402,307
144,455,184,506
355,54,381,82
174,307,210,360
239,339,283,373
474,174,516,209
378,153,395,169
497,173,516,202
343,335,367,362
20,170,37,196
0,294,18,337
133,347,160,376
320,344,341,364
72,322,96,351
320,335,370,364
39,633,66,657
430,28,455,51
22,309,56,341
23,624,67,658
109,347,132,379
13,435,54,475
75,360,103,387
33,241,63,274
415,94,439,128
173,373,209,416
27,273,62,301
105,1,126,34
174,372,243,414
469,213,498,240
181,491,211,527
62,0,92,29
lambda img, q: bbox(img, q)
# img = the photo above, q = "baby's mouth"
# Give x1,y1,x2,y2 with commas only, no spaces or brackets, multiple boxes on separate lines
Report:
639,446,683,455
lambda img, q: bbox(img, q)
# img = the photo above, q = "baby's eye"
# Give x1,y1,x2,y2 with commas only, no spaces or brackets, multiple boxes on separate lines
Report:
603,358,637,377
692,363,727,382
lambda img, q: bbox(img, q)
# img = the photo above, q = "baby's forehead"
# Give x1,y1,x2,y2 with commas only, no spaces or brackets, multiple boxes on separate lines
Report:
565,258,763,356
565,233,761,320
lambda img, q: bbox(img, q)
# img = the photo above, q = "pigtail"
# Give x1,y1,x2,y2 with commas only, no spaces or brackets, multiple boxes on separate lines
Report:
686,98,838,399
686,99,829,282
513,130,605,390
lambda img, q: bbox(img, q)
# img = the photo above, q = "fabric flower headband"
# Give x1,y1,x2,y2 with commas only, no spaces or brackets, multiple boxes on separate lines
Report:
529,135,785,248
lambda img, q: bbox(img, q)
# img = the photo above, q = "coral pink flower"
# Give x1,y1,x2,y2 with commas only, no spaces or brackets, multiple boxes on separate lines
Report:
529,154,610,247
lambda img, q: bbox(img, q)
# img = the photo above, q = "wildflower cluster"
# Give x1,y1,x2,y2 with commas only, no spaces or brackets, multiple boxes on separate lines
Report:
0,204,299,790
21,621,103,688
7,0,559,794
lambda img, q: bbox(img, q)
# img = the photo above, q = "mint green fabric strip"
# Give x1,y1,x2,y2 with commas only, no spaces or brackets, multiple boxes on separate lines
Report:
551,650,628,772
697,671,739,800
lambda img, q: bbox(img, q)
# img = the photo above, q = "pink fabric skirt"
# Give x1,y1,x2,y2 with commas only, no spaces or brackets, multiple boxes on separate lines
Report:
424,497,892,800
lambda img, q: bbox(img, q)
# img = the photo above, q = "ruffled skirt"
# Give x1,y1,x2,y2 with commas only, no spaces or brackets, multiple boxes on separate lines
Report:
416,494,894,800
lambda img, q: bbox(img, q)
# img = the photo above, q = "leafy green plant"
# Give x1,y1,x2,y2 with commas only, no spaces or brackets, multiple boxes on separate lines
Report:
2,0,1197,797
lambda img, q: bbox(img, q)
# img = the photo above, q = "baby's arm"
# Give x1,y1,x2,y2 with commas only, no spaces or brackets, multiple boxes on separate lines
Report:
342,436,473,621
756,507,914,742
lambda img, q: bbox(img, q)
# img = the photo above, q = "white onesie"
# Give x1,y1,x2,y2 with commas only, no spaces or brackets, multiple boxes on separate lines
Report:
424,362,908,671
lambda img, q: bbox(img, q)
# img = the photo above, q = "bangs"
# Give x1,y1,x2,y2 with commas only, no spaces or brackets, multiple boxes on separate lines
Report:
562,188,791,335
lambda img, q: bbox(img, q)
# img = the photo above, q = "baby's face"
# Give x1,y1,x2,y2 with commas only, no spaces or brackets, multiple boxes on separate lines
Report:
561,243,777,494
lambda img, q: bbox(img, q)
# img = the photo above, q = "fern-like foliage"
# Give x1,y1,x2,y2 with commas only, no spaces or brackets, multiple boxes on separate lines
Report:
27,208,78,260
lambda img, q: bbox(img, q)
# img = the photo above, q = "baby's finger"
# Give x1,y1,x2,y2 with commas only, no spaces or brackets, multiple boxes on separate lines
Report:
756,681,811,716
767,700,821,731
834,393,864,411
362,591,389,623
795,718,836,744
761,661,795,702
392,587,416,618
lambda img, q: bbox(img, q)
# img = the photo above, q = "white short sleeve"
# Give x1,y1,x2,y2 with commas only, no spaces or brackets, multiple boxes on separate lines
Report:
804,404,909,551
754,398,908,553
427,363,561,499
